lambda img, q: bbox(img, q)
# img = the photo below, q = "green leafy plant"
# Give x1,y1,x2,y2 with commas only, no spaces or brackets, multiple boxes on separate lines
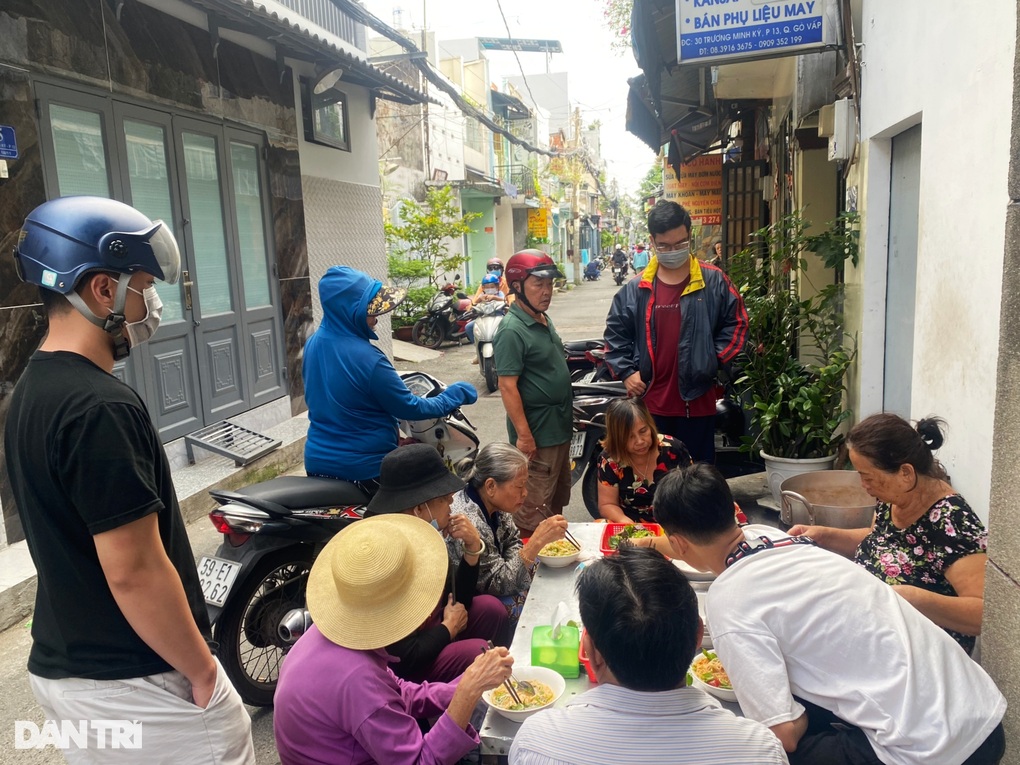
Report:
385,185,481,327
730,212,858,459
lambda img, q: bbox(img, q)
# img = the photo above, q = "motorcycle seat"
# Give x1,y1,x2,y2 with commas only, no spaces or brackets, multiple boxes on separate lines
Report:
210,475,369,510
563,339,604,354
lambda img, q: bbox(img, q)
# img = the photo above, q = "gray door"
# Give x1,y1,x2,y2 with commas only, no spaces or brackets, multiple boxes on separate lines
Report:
884,124,922,416
36,83,285,441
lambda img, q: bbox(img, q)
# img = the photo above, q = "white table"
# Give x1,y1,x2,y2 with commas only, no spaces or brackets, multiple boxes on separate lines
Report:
478,522,738,758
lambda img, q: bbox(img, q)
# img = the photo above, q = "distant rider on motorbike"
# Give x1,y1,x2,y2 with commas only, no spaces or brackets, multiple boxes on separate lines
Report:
611,245,628,270
303,266,478,491
466,272,506,351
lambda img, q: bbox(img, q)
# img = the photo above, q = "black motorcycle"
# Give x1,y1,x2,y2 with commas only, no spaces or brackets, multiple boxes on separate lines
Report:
611,264,627,285
411,284,474,349
198,371,479,706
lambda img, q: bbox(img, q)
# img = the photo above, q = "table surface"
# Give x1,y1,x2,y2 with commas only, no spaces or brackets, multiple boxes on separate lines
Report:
478,522,737,757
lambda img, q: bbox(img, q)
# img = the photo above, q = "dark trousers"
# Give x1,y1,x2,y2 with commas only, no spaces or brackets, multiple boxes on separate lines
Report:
789,699,1006,765
651,413,715,464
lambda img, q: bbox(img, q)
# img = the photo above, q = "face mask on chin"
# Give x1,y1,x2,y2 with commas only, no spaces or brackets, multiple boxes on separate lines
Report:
655,242,691,269
123,285,163,346
423,502,443,534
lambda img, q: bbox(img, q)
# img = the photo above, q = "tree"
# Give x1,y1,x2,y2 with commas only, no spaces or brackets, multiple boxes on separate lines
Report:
601,0,634,53
385,185,481,326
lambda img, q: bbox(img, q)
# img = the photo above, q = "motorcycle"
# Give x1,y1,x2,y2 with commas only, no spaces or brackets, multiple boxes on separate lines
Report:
412,284,474,349
471,299,506,393
612,264,627,286
198,371,479,706
563,338,616,383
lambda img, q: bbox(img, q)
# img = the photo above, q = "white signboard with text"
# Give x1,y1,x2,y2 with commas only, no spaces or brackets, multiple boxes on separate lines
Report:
676,0,835,65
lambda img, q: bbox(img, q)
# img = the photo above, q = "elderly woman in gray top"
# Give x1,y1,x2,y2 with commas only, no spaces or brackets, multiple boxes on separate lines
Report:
450,443,568,620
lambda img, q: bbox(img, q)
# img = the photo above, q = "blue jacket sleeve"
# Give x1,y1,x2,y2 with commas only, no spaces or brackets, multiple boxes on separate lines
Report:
369,358,477,421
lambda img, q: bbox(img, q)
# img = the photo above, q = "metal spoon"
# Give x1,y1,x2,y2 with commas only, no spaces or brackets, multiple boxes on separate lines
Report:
486,640,536,695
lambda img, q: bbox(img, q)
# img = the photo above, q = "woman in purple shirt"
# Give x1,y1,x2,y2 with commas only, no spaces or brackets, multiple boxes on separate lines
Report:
273,514,514,765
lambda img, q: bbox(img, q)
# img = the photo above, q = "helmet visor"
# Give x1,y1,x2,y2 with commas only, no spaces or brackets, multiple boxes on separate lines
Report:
528,263,564,280
148,222,181,285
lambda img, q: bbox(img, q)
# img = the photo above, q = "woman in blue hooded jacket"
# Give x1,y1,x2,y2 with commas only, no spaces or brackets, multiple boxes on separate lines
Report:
303,266,478,489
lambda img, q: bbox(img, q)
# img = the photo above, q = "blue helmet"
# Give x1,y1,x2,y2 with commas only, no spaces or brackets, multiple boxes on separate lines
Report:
14,196,181,294
481,273,500,287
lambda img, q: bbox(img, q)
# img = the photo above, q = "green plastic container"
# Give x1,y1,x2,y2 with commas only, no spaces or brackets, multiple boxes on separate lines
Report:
530,625,580,678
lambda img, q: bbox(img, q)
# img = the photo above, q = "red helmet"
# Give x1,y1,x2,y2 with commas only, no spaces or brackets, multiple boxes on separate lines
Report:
505,249,564,286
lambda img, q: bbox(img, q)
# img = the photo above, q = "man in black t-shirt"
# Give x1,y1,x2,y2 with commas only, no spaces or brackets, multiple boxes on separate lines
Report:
5,197,254,763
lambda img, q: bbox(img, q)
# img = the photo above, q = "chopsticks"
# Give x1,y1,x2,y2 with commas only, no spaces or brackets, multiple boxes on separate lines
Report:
482,641,523,706
563,528,581,551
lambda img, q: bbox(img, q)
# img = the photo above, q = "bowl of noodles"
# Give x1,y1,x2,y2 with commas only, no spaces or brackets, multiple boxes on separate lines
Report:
482,665,566,722
536,538,581,568
689,650,737,702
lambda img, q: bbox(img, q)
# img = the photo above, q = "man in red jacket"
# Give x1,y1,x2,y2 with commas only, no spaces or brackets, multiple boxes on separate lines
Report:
603,201,748,463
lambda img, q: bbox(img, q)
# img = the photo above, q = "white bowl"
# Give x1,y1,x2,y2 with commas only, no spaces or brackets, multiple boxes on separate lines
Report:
482,665,566,722
689,656,737,703
536,542,581,568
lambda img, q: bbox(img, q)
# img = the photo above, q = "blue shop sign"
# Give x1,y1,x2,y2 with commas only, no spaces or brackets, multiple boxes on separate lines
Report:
0,126,18,160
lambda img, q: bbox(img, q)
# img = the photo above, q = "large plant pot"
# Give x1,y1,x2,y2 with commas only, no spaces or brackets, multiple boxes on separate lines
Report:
392,325,414,342
759,451,837,507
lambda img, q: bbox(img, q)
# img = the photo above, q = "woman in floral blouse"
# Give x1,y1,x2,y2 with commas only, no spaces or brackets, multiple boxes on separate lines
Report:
449,443,568,620
789,413,987,653
596,398,694,524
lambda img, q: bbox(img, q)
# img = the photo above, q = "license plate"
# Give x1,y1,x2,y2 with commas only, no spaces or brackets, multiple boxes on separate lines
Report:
569,431,586,459
198,556,242,608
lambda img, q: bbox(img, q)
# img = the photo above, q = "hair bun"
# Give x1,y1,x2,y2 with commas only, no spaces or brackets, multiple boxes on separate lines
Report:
915,417,946,451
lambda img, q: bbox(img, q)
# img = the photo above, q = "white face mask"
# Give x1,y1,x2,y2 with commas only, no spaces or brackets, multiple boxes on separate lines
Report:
656,242,691,269
124,285,163,346
483,287,498,295
423,502,441,532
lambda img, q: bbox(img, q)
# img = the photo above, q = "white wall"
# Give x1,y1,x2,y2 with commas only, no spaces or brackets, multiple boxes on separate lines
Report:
858,0,1016,519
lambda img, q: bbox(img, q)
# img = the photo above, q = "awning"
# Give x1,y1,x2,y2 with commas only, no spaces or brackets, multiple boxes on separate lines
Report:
192,0,435,105
628,0,730,162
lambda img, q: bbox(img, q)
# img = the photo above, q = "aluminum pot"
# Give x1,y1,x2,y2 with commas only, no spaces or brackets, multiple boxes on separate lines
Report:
779,470,876,528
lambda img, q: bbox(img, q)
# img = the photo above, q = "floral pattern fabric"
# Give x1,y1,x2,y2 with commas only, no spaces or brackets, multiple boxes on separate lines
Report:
448,489,533,600
854,494,988,653
596,434,693,523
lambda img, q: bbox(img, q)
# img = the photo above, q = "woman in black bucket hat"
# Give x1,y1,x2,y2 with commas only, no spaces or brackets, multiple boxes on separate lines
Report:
366,444,509,683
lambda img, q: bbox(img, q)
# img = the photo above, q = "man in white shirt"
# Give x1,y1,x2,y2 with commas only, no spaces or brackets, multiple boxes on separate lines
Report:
509,546,788,765
653,464,1006,765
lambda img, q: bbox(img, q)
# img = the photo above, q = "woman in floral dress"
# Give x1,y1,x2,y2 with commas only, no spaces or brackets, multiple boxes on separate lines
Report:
789,413,987,653
596,398,694,524
449,443,569,621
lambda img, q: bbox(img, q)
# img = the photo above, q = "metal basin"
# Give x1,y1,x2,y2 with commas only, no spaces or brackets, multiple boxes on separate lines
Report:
779,470,876,528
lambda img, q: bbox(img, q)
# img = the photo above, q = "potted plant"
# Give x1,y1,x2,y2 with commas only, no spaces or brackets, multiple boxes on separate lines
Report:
728,212,859,504
385,185,480,340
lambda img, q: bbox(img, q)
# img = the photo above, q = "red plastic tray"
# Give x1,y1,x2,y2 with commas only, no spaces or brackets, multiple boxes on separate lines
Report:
599,522,664,556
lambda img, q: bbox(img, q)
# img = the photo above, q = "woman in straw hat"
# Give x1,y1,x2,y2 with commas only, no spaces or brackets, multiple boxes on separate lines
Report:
365,444,509,683
273,514,513,765
450,443,569,621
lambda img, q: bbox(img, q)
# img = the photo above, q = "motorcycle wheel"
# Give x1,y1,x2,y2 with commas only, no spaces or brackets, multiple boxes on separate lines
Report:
412,318,444,350
216,547,314,707
481,356,499,393
582,461,600,519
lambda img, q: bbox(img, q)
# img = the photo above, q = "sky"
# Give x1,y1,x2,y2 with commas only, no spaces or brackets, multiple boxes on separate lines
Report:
362,0,659,198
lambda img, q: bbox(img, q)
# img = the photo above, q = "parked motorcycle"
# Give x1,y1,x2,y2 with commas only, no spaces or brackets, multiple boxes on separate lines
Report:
612,265,627,286
199,371,479,706
471,299,506,393
563,338,616,383
412,284,473,349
